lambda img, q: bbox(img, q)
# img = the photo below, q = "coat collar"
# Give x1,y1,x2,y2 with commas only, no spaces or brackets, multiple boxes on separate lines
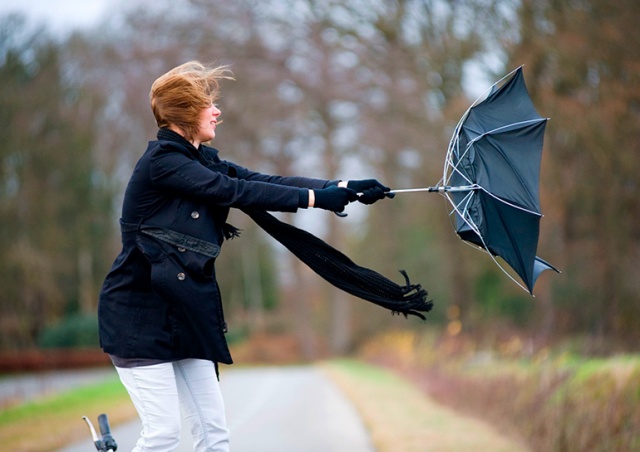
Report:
156,128,220,163
157,128,196,150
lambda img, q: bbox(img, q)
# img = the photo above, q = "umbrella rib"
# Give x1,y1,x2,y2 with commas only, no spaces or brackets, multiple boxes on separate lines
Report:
444,137,474,188
477,243,532,293
445,119,547,210
444,119,470,185
445,190,532,294
467,118,548,147
446,190,481,238
478,187,542,217
451,191,478,228
442,65,524,187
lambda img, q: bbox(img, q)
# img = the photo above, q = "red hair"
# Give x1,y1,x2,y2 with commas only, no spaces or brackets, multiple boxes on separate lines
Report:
150,61,233,141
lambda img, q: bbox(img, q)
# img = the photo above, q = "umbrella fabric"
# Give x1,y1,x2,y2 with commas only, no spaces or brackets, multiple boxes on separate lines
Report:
447,67,558,293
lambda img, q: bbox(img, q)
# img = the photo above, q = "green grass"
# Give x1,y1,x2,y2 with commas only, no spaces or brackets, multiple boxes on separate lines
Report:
0,376,126,425
563,354,640,381
0,375,135,451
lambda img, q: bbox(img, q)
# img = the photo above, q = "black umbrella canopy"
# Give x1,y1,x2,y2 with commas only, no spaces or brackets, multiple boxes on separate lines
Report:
447,67,559,293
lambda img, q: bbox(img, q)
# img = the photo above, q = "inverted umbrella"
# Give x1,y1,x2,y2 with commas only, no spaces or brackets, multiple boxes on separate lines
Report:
392,66,559,294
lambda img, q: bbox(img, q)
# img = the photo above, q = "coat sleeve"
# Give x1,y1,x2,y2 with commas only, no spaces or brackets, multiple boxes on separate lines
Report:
225,160,335,190
149,142,305,212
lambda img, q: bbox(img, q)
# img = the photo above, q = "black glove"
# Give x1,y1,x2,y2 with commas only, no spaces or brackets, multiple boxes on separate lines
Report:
347,179,394,205
313,186,358,212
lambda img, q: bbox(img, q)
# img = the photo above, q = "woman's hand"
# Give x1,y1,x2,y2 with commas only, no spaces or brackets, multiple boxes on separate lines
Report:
311,186,358,212
343,179,394,204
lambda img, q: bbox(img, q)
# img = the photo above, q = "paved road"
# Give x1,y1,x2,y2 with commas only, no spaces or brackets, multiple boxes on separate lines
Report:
60,366,375,452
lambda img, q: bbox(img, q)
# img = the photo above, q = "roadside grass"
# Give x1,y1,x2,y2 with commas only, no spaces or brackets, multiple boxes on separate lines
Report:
322,358,529,452
358,330,640,452
0,375,135,451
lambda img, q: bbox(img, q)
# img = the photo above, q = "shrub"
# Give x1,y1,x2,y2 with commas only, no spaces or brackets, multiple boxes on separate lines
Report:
360,331,640,452
37,314,100,349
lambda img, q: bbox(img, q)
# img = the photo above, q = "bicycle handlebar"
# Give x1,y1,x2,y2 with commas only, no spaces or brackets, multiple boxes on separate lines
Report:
98,414,118,451
83,414,118,452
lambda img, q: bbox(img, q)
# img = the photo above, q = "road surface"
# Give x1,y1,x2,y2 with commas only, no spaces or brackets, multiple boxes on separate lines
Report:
60,366,375,451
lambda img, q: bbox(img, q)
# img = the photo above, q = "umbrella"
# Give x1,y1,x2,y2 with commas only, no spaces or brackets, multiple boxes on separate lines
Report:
392,66,559,294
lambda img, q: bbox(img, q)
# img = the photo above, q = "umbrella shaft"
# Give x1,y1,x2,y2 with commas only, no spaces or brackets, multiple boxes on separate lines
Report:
389,185,478,194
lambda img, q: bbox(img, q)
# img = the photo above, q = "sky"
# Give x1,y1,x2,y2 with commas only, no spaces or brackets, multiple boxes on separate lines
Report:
0,0,111,34
0,0,493,99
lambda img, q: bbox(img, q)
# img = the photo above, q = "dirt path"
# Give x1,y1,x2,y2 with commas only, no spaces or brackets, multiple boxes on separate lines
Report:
323,360,529,452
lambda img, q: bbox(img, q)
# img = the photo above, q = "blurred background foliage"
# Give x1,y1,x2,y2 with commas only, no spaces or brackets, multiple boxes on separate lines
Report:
0,0,638,356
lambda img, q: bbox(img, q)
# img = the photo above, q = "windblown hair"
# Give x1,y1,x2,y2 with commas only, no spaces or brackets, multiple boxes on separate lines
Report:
150,61,233,141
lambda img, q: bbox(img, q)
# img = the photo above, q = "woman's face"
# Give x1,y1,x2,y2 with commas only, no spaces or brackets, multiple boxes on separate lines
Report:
193,103,222,146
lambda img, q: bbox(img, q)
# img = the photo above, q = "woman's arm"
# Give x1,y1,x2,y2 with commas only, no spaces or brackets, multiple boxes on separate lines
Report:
149,142,306,212
226,160,335,190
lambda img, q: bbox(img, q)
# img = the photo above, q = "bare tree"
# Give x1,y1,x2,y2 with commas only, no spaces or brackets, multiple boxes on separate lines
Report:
509,0,640,349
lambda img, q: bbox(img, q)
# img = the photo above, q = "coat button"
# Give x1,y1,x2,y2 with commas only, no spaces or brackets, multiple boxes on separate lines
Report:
177,246,186,253
190,211,200,219
177,272,186,281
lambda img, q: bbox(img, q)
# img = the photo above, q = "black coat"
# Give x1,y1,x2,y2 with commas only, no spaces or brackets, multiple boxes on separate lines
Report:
98,129,330,364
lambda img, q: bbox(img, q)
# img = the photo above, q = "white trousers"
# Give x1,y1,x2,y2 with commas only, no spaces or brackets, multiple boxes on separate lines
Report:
115,359,229,452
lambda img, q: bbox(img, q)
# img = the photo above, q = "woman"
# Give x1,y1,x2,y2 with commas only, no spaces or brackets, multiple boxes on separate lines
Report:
98,61,391,451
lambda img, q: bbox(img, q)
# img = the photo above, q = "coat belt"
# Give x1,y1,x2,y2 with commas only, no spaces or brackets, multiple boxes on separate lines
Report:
120,220,221,258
